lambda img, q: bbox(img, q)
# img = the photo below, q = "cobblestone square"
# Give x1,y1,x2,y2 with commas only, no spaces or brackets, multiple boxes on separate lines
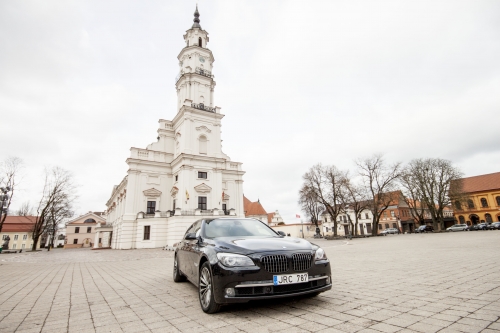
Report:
1,232,499,333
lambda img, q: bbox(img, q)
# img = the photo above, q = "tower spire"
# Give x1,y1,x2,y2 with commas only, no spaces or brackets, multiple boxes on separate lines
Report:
192,4,201,29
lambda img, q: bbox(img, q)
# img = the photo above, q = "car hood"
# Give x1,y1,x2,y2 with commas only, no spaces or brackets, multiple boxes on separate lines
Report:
214,237,315,254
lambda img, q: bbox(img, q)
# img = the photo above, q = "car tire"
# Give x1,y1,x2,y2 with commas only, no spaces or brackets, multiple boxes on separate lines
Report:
199,262,221,314
173,255,186,282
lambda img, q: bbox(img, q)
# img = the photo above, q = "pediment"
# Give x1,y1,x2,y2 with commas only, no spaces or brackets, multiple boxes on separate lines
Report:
143,188,162,197
196,125,211,133
194,183,212,193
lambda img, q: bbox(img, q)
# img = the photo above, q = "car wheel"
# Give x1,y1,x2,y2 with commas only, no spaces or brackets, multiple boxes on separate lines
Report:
173,255,186,282
199,262,221,314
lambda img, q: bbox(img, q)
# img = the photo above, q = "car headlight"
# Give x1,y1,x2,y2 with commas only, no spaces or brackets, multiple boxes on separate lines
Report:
315,248,327,261
217,253,255,267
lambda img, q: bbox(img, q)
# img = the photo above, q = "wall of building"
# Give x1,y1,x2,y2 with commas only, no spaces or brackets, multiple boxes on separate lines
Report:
270,224,319,238
1,232,39,250
455,190,500,224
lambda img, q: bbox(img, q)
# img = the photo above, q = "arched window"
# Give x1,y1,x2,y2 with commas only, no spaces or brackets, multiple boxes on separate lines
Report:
480,198,488,208
455,201,462,210
458,216,465,224
84,218,96,223
496,196,500,206
198,37,202,47
467,199,474,209
199,135,207,154
485,214,492,223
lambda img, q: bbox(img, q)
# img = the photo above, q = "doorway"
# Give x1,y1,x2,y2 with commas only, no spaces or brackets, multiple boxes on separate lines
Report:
470,214,480,225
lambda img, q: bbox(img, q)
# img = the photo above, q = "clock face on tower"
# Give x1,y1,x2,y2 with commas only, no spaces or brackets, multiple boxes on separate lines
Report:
199,56,205,63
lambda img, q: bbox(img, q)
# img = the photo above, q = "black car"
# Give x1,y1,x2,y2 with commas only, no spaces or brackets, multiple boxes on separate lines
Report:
173,218,332,313
468,224,480,231
415,225,434,233
490,222,500,230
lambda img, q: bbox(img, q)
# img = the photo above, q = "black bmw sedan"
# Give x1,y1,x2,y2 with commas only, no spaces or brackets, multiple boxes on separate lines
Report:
173,218,332,313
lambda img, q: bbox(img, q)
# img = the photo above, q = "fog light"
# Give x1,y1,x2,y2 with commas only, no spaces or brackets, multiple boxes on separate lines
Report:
326,276,331,284
225,288,235,297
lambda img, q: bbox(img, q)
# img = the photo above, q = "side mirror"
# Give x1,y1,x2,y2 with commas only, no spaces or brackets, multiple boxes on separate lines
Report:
184,233,197,240
277,231,286,237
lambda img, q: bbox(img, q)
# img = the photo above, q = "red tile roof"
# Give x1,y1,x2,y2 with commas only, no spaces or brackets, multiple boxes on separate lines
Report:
1,216,37,232
458,172,500,193
243,196,268,216
267,212,275,223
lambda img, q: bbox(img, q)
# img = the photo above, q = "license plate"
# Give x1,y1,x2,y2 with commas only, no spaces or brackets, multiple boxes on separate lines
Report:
273,273,308,285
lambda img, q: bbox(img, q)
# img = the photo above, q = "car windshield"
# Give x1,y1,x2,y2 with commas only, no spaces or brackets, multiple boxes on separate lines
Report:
204,219,279,238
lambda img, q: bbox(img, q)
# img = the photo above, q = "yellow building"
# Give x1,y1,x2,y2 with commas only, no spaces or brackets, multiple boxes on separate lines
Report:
0,216,41,250
453,172,500,225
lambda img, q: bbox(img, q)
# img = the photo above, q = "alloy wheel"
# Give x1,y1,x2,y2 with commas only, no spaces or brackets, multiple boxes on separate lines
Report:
199,266,212,309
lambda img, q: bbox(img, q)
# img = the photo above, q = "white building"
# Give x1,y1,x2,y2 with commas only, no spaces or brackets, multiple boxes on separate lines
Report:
268,210,285,226
105,7,245,249
321,208,375,236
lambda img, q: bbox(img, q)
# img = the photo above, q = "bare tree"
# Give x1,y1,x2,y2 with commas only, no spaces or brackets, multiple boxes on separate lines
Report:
0,157,24,232
400,168,427,226
301,164,344,236
298,184,324,231
15,201,34,216
32,167,76,251
339,174,370,236
356,154,402,236
402,158,463,231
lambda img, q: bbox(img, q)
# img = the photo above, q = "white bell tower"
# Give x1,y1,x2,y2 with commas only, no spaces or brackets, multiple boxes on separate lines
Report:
105,6,246,250
176,5,216,111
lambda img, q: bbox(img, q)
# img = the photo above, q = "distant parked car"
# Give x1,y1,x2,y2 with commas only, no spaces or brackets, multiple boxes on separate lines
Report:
415,225,434,233
477,223,491,230
490,222,500,230
446,224,469,232
468,224,479,231
381,228,400,235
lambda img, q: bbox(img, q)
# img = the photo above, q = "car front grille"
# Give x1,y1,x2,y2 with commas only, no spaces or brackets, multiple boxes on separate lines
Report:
261,255,288,273
292,253,312,271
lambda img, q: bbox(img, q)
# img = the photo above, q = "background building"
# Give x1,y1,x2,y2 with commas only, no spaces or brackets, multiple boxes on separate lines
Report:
453,172,500,224
0,216,40,250
243,196,269,224
65,212,105,249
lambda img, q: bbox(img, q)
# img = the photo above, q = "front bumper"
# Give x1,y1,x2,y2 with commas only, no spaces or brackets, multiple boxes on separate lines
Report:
210,259,332,304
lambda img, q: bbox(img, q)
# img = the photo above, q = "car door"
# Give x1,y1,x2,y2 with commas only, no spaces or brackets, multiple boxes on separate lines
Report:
179,222,197,277
184,220,203,282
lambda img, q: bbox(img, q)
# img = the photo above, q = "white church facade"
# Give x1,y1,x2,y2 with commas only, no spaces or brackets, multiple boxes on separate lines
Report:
105,7,245,249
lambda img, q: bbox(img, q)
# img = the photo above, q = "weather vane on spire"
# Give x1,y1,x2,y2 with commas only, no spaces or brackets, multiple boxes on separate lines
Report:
192,4,201,29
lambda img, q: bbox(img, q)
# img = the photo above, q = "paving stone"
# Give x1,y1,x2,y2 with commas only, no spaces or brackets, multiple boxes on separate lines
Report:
0,233,499,333
368,322,401,333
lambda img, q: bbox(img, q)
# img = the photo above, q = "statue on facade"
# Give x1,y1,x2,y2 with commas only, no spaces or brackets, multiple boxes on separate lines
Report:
2,235,10,250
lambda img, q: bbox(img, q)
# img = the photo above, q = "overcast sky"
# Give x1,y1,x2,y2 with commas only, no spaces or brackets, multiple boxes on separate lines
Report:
1,1,499,221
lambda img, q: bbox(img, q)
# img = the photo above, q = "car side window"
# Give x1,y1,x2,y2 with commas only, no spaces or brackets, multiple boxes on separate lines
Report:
185,222,198,237
185,220,202,238
194,221,202,237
